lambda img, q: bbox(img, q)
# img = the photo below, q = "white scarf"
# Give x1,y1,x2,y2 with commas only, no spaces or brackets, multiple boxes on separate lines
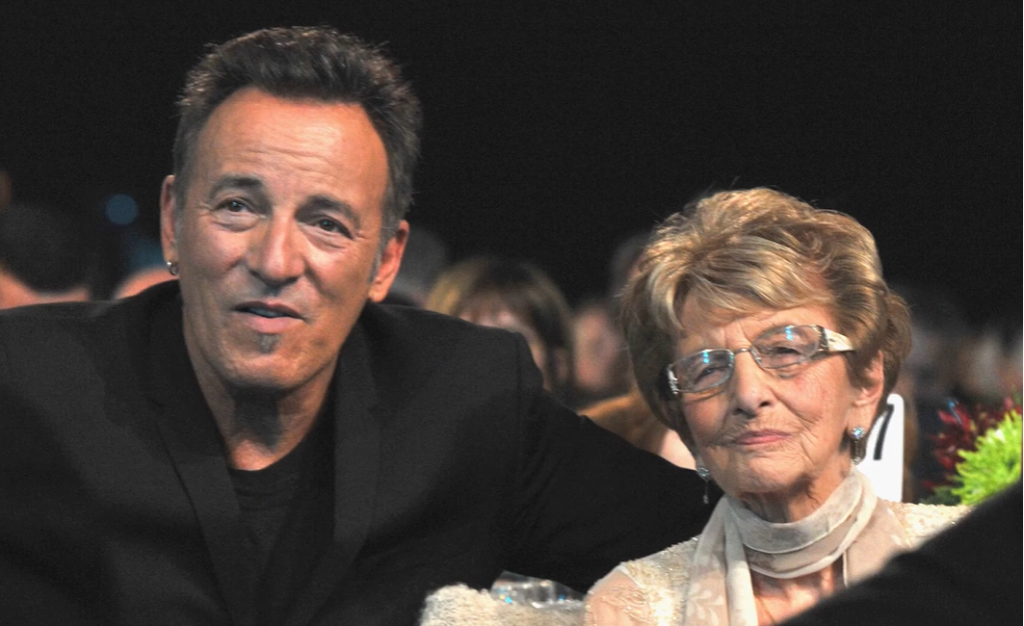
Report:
682,470,909,626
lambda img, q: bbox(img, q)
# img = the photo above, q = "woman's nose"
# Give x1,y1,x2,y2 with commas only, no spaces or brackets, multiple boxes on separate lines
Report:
730,350,772,417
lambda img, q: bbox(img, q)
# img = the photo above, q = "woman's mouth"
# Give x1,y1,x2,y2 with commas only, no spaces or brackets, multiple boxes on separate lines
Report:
731,430,790,446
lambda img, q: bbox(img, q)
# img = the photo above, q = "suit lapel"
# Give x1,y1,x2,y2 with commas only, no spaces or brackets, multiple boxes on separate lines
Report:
285,323,382,626
144,299,256,626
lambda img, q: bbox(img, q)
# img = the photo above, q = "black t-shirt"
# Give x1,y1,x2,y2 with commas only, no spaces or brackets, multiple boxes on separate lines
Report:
229,413,334,624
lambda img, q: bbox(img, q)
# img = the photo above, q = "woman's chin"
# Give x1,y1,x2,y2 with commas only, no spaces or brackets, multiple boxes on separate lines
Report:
715,456,800,497
716,462,813,507
728,477,797,504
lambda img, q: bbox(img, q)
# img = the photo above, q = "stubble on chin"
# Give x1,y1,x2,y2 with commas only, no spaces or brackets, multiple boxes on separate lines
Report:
258,334,280,354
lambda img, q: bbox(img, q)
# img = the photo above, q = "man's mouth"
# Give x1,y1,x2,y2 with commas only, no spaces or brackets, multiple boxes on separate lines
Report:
234,302,303,336
242,306,291,319
235,302,302,321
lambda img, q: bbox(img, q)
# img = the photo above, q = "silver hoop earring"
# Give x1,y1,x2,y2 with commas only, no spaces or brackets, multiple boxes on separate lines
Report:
166,261,179,276
849,427,867,465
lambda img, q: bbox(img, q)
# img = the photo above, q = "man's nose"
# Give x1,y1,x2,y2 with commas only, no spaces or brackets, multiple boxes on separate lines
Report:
247,218,304,286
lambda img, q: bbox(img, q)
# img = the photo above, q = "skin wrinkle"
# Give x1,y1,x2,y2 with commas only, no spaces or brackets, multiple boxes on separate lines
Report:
676,301,883,523
672,299,884,621
605,190,911,623
178,145,386,275
161,88,408,469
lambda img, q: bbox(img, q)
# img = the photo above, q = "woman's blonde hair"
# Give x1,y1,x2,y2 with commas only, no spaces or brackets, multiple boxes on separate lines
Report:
622,188,910,440
426,256,575,397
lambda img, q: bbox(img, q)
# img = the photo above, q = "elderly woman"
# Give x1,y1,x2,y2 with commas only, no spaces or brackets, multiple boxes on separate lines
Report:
418,189,963,626
582,188,963,625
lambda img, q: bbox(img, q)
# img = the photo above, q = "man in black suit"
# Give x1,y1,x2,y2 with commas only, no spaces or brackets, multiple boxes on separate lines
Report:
0,27,711,625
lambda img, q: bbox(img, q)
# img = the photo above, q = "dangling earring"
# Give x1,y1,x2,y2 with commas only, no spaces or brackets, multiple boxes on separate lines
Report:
166,261,179,276
696,464,711,505
849,426,867,465
666,368,681,397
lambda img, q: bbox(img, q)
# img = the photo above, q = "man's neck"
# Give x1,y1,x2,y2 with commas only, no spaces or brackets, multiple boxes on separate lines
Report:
220,403,322,470
201,376,332,471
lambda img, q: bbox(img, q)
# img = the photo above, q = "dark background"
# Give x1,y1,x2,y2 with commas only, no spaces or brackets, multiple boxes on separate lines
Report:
1,1,1018,322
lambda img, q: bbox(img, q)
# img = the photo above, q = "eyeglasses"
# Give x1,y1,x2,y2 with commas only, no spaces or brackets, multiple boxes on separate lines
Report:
666,324,854,396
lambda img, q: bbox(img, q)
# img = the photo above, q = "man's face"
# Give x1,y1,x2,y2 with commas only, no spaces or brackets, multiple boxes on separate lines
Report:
161,88,407,397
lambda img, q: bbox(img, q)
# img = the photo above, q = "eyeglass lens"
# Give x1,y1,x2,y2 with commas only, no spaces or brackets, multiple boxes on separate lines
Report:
674,325,825,392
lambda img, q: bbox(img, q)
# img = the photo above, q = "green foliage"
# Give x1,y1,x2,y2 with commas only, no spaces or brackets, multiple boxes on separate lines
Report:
951,410,1023,505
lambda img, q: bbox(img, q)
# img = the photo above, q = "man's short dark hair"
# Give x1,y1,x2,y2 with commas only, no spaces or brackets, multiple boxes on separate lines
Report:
173,26,422,237
0,202,90,291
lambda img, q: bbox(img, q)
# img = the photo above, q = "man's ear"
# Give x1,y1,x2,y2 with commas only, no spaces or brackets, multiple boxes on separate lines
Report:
368,220,409,302
850,350,886,433
159,176,179,266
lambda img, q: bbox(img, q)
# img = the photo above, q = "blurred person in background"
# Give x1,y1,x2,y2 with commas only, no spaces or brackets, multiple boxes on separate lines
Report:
893,284,971,499
426,256,575,402
607,231,648,302
894,285,969,407
582,384,695,469
572,232,648,406
955,316,1022,405
0,201,93,308
383,225,448,307
576,231,693,468
572,297,631,407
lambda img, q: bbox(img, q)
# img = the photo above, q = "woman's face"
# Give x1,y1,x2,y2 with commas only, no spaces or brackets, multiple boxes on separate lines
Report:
675,298,882,520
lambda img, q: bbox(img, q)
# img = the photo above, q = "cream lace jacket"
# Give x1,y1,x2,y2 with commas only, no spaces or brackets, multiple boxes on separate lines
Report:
418,502,967,626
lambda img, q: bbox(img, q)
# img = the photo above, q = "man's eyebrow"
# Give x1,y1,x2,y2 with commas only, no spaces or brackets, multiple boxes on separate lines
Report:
303,195,362,231
203,178,362,230
206,175,266,200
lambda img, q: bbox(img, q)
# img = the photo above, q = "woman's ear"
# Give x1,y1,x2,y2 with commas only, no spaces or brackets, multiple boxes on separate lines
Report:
659,397,692,447
850,350,886,432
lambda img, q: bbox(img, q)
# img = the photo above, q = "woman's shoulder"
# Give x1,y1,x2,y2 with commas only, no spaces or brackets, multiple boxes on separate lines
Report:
881,500,971,546
581,537,699,625
616,536,700,589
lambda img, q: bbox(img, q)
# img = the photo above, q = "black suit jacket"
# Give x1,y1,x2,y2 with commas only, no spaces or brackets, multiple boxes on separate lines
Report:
0,282,711,625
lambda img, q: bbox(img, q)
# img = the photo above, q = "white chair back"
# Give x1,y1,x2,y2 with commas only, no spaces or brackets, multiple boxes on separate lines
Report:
858,393,905,501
